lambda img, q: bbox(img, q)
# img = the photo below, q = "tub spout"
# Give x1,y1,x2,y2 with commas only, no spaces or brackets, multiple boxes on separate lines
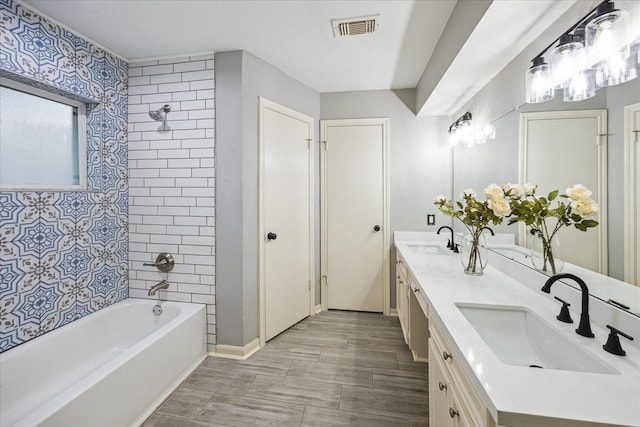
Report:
148,280,169,296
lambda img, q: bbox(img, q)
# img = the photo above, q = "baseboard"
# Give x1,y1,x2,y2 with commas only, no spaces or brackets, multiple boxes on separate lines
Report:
208,338,260,360
389,308,398,317
314,304,322,314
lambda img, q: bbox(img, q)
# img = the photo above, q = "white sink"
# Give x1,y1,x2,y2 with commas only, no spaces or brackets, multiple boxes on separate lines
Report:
456,303,618,374
406,243,450,255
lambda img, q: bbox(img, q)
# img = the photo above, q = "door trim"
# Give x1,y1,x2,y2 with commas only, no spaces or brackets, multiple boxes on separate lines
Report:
258,97,315,347
624,103,639,285
320,118,391,315
519,109,608,274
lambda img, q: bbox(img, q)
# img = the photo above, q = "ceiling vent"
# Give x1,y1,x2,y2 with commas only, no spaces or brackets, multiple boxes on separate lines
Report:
331,15,380,37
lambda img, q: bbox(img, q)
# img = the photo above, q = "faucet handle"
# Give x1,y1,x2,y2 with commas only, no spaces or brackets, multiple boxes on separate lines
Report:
553,296,573,324
603,325,634,356
446,238,452,249
453,243,460,253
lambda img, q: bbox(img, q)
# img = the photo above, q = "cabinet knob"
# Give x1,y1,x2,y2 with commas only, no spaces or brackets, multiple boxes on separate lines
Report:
442,351,452,360
413,288,420,293
438,381,447,391
449,407,459,418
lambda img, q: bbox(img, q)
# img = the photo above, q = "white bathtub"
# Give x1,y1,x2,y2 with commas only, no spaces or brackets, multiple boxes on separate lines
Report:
0,298,207,427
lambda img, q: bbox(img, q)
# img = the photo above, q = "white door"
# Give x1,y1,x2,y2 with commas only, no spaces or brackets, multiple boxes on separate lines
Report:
624,103,640,285
520,110,607,274
260,98,314,342
321,118,389,313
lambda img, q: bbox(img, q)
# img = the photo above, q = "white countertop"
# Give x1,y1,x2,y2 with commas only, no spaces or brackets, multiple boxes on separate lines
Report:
395,233,640,427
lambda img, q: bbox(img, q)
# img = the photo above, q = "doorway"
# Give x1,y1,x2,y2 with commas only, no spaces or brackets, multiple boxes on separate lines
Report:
259,98,314,344
320,118,390,314
520,109,608,274
624,103,639,286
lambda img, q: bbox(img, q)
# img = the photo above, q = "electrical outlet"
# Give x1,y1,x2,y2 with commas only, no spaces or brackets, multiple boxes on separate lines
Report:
427,214,435,225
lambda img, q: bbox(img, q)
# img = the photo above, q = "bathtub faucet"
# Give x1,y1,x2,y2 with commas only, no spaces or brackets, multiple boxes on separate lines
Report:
148,280,169,296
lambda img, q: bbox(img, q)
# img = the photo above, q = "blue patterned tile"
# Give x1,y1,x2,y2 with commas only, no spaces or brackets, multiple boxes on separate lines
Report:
0,222,19,259
16,283,54,324
88,214,119,245
54,192,94,220
59,299,93,326
0,0,128,352
0,193,25,223
89,264,118,299
15,218,63,256
0,258,24,298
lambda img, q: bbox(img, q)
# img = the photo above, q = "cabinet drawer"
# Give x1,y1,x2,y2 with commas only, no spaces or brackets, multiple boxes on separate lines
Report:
430,320,489,427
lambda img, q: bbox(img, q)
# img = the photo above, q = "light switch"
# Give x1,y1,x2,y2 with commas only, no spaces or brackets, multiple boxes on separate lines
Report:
427,214,435,225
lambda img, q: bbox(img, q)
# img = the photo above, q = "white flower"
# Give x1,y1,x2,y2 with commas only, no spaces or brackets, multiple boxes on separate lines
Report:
501,183,522,198
571,198,598,217
434,195,448,204
566,184,592,201
489,198,512,217
484,183,504,200
521,183,536,196
460,188,476,199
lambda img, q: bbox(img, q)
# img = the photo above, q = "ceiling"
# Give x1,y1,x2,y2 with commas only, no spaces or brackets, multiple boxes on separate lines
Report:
22,0,456,94
21,0,578,115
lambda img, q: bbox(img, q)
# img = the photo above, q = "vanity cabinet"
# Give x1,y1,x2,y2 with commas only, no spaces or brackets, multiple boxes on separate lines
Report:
396,254,429,361
429,318,497,427
396,258,410,344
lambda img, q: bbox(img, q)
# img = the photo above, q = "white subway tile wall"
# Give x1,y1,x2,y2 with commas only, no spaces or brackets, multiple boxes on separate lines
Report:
127,55,216,351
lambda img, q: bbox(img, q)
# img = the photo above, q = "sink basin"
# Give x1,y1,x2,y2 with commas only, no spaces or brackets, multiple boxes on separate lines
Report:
456,303,618,374
407,243,450,255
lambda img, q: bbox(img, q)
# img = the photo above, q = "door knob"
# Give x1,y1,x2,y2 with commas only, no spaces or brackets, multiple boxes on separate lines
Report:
267,232,277,240
373,225,381,232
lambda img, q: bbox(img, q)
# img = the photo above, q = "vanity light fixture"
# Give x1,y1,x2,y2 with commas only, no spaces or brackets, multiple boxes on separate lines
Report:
448,112,496,147
525,0,639,104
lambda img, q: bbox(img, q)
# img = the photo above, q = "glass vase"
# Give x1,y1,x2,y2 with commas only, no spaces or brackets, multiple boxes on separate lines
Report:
458,231,488,276
530,230,564,275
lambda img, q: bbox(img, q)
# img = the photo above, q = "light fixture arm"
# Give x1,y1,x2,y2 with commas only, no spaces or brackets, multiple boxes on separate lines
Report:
530,0,612,63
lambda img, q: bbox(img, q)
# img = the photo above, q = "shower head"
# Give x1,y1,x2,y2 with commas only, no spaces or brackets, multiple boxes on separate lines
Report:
149,104,171,121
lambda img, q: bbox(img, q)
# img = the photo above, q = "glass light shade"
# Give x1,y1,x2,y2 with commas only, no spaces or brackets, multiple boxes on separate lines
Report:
564,69,596,102
586,8,630,65
550,40,587,88
526,61,554,103
595,51,638,86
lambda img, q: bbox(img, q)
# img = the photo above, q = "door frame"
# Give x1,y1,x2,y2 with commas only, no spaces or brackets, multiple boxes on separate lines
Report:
320,118,391,315
258,97,315,347
519,109,608,274
624,103,639,285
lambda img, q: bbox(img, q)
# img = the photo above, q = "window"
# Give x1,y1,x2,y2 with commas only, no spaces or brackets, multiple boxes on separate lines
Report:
0,78,87,189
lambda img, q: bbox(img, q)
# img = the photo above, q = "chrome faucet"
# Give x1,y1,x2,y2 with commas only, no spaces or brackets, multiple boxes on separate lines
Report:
542,273,594,338
148,280,169,296
437,225,458,252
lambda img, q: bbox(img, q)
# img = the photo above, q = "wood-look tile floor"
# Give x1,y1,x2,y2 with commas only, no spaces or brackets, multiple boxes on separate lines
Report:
143,311,429,427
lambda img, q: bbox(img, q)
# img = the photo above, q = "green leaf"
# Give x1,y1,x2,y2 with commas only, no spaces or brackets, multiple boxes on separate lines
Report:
582,219,599,228
548,190,559,201
575,224,587,232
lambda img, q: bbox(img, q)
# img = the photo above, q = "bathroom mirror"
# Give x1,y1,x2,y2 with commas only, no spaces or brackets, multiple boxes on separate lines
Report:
452,76,640,317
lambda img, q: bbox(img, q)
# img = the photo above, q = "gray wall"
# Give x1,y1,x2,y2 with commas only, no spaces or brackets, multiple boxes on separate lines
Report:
321,89,451,307
451,2,640,281
215,51,320,347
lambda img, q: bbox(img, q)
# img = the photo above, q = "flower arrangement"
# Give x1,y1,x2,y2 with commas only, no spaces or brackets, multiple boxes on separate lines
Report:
434,186,511,275
503,183,599,274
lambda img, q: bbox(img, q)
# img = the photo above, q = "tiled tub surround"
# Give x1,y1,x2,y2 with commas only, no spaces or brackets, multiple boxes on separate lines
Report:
127,56,216,351
0,298,206,426
395,232,640,426
0,0,128,351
